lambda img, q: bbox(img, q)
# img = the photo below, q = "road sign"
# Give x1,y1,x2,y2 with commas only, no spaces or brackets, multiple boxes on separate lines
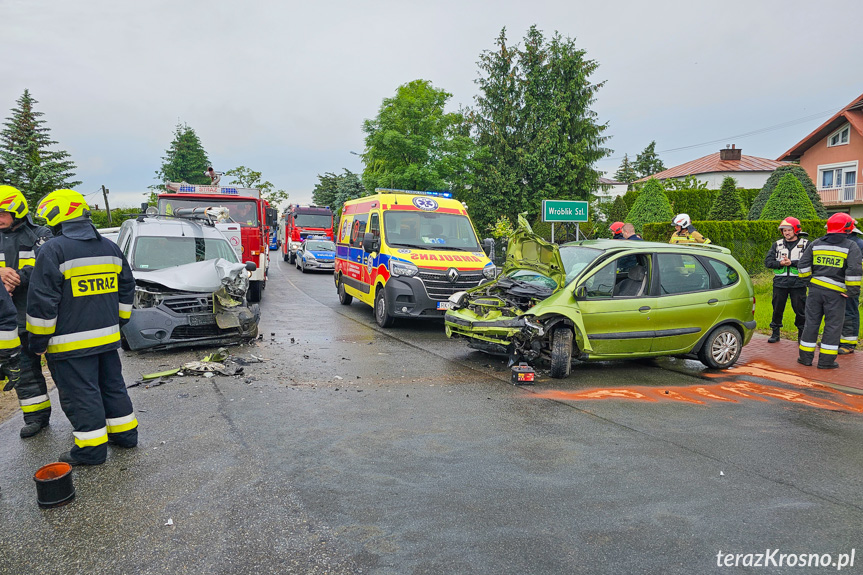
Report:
542,200,588,223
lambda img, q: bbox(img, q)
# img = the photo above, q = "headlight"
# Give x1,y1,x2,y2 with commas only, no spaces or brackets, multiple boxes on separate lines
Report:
305,252,317,260
133,287,163,309
290,242,302,250
483,264,497,279
390,260,418,277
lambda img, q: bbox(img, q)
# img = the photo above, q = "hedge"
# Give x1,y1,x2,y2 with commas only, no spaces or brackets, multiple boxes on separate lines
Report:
623,188,761,222
89,207,142,229
643,219,827,274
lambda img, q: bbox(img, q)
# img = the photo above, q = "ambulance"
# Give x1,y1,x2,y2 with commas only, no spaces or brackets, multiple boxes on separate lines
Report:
334,189,495,327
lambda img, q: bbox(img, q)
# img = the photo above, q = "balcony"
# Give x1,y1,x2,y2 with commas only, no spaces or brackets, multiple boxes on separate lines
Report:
817,183,863,205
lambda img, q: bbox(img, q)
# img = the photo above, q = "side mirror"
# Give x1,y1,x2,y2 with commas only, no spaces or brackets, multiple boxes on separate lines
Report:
265,207,277,228
245,262,257,272
574,285,586,299
362,232,380,253
482,237,494,257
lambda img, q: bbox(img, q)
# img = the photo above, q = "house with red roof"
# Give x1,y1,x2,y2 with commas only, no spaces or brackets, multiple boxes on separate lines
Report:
634,145,788,188
778,92,863,218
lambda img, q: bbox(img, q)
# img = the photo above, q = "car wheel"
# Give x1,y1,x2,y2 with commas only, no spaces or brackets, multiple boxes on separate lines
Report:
698,325,742,369
549,327,573,379
120,334,131,351
283,251,289,262
288,253,295,264
337,277,353,305
300,260,306,273
375,288,395,328
247,280,263,303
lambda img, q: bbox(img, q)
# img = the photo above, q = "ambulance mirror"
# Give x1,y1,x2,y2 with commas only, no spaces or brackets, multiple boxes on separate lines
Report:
362,232,380,253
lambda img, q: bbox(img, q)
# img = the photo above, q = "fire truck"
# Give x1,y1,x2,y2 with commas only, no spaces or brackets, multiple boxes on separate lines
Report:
159,182,277,302
282,204,334,264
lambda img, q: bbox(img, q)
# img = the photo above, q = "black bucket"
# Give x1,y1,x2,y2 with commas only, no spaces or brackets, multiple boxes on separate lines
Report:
33,462,75,508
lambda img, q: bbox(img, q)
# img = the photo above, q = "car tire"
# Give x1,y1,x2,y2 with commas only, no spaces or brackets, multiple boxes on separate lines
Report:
120,334,131,351
337,277,353,305
288,253,295,265
283,251,289,262
300,260,306,273
549,327,573,379
698,325,742,369
247,280,263,303
375,288,395,328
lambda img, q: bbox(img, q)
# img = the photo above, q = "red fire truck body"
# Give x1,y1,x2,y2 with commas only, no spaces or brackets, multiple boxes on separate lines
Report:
159,183,277,302
282,205,334,264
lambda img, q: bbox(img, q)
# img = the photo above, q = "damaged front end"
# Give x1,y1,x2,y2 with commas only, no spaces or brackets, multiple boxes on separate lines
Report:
444,215,565,363
122,258,260,351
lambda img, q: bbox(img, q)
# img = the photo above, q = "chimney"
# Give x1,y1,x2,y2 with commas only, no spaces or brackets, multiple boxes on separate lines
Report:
720,144,742,161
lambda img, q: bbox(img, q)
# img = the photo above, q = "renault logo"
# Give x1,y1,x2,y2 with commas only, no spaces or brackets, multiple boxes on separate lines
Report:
447,268,459,283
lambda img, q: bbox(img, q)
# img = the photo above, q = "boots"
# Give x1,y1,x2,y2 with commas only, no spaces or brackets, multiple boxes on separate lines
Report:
768,328,780,343
20,420,48,438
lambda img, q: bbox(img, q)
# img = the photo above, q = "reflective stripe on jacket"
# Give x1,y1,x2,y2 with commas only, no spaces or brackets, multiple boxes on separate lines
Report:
798,235,863,298
0,221,53,328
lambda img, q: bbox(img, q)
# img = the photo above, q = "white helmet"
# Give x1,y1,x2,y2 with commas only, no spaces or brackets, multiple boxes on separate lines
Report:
672,213,691,228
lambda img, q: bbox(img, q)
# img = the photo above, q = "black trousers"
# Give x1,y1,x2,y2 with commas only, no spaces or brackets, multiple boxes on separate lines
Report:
46,350,138,464
15,331,51,426
799,287,845,367
840,294,860,349
770,286,807,331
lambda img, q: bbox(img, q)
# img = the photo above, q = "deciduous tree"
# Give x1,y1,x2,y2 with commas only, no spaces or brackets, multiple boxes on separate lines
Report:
225,166,289,209
0,89,80,207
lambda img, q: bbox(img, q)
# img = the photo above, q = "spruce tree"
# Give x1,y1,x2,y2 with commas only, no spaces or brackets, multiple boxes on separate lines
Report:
748,165,826,220
614,154,638,189
608,195,628,223
708,176,746,221
0,89,80,207
759,173,817,221
153,122,211,190
625,178,673,233
633,141,665,179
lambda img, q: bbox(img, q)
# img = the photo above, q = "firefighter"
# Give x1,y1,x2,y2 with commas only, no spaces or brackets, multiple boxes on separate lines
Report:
609,221,625,239
764,217,809,343
0,185,54,437
26,189,138,466
797,213,863,369
669,213,711,244
839,220,863,354
1,285,21,494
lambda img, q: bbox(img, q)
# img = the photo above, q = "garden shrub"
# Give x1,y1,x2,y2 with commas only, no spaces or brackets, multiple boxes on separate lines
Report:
625,179,673,233
759,173,817,221
708,177,746,220
748,165,827,220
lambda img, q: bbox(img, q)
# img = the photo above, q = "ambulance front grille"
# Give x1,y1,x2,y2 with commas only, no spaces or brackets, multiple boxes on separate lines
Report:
418,270,484,300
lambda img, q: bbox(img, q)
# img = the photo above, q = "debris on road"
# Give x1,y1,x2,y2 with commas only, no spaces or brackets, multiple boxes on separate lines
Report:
129,348,262,388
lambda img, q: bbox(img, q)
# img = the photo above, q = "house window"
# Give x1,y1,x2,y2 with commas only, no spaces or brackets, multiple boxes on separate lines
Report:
828,125,850,147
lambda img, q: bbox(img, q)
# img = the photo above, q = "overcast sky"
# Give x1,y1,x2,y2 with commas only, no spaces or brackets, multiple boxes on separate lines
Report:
3,0,861,210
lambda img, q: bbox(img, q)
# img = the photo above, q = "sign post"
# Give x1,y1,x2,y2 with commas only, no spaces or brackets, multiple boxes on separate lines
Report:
542,200,589,242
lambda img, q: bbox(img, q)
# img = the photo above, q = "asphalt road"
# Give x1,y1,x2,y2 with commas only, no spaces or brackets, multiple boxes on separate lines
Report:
1,253,862,575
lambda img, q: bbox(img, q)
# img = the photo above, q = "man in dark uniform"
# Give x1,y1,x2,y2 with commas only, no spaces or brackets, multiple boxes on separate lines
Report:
764,217,808,343
797,213,863,369
839,221,863,354
27,189,138,465
0,185,54,437
1,285,21,494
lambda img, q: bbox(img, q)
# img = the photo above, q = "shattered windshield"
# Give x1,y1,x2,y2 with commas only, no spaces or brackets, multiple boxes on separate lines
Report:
133,237,239,270
383,211,480,251
560,246,604,285
507,269,559,291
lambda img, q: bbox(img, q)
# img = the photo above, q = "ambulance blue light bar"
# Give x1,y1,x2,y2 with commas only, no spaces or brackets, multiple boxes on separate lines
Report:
375,188,453,199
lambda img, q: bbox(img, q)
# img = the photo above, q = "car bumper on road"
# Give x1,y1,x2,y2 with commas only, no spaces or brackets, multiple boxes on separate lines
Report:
304,260,335,271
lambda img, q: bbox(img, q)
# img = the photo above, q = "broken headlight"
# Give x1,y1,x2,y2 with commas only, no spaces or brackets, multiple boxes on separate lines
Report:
133,287,164,309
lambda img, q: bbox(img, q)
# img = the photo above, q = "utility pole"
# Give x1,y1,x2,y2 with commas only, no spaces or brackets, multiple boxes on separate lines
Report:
102,185,112,225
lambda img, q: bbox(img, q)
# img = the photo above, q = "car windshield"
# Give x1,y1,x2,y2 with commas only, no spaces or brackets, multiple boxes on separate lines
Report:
158,198,259,227
133,236,239,270
383,211,480,251
560,245,604,285
305,240,335,251
293,213,332,228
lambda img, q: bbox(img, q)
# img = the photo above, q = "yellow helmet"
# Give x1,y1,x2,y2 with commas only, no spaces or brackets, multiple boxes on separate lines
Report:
0,185,28,219
36,189,90,227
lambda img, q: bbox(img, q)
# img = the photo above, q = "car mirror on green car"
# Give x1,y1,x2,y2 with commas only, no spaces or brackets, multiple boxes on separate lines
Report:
574,285,586,299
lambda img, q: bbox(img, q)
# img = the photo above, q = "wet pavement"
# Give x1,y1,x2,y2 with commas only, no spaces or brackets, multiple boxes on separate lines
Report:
1,258,861,574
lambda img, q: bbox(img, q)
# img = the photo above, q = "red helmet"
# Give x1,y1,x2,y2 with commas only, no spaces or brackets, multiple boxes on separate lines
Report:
778,217,801,234
609,221,625,235
826,212,855,234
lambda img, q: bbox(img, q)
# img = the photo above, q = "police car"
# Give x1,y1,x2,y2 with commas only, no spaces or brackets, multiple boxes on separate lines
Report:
295,236,336,273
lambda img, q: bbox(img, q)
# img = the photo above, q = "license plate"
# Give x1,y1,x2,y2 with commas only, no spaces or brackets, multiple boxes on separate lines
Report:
436,301,454,310
189,314,216,326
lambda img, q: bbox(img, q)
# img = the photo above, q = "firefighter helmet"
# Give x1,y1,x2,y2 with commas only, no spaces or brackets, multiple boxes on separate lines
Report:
36,189,90,227
672,213,691,228
609,221,625,235
0,185,28,219
778,217,802,234
826,212,854,234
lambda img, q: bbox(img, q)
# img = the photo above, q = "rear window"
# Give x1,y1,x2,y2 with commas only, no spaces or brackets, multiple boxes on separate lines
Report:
133,236,238,270
705,258,740,287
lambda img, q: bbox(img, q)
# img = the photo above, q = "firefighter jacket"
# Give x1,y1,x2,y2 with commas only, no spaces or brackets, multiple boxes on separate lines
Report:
0,218,53,327
764,236,809,289
798,234,862,299
0,285,20,355
669,227,710,244
25,219,135,360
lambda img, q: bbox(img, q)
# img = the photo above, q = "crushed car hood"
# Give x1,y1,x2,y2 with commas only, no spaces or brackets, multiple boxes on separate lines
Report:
502,214,566,290
134,258,249,295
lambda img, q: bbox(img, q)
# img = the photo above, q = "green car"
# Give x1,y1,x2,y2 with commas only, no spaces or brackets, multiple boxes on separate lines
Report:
444,218,756,378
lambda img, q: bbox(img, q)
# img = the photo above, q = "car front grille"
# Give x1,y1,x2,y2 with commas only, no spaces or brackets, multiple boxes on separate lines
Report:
418,269,484,300
164,296,213,314
171,325,234,339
